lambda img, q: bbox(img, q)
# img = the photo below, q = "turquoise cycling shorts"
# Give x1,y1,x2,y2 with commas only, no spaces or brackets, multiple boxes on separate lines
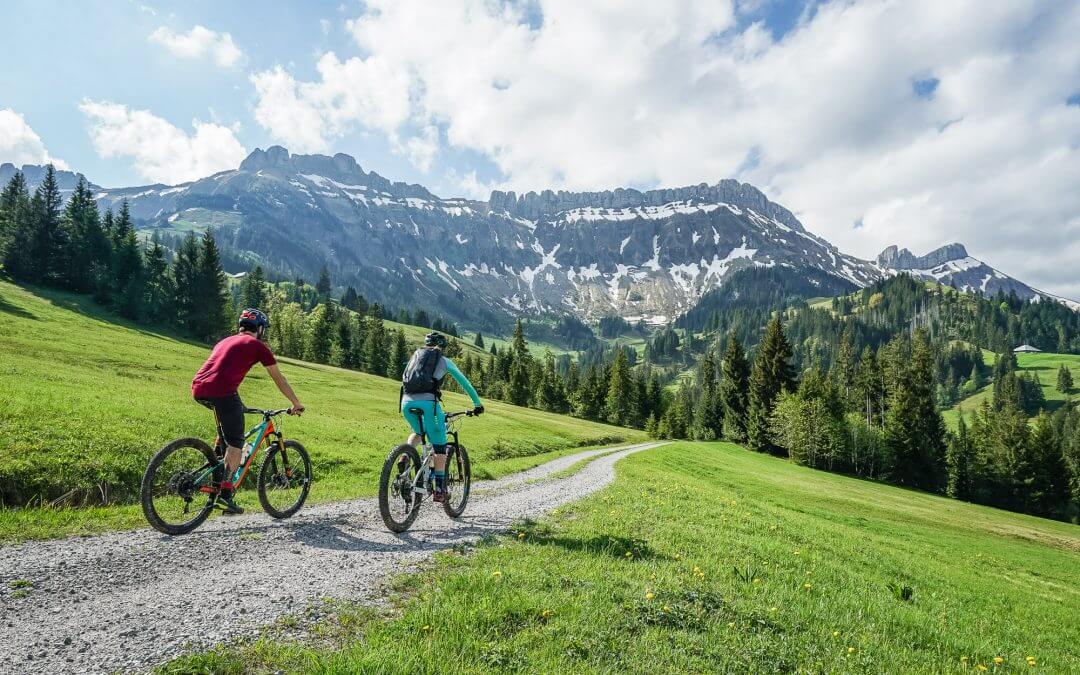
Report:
401,399,447,448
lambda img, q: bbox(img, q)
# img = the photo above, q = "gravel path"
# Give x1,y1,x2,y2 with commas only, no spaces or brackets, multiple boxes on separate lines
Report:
0,441,663,673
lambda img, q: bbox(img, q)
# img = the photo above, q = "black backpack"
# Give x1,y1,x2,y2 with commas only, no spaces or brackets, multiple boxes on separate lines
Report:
402,347,443,396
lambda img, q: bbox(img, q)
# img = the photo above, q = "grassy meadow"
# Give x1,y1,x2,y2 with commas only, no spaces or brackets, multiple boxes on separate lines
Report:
944,351,1080,428
0,281,644,541
168,441,1080,673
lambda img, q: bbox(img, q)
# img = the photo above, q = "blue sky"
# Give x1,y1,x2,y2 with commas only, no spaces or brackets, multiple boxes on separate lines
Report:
2,0,1079,297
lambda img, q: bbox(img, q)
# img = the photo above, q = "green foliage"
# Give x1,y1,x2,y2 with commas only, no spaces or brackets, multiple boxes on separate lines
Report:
747,316,796,453
0,280,644,540
171,443,1080,673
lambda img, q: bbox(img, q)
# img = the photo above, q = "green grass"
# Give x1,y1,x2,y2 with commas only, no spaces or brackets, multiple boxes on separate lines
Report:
166,442,1080,673
0,281,644,541
943,351,1080,428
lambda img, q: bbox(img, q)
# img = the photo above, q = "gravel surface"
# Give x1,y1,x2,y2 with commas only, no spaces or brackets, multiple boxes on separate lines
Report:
0,442,663,673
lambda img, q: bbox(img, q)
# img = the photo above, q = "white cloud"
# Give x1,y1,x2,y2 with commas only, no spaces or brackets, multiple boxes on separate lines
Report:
148,25,244,67
250,52,411,154
79,100,247,184
250,0,1080,297
0,109,68,169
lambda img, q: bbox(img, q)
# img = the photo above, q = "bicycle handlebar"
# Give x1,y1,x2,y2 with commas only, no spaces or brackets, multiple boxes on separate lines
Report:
244,407,295,417
444,411,475,421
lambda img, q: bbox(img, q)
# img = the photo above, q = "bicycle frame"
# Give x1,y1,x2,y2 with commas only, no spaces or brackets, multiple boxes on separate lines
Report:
405,408,464,494
193,416,285,492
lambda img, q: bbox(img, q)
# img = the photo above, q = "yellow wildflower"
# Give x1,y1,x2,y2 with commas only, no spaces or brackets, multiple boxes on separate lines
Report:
752,578,761,584
421,625,432,632
847,647,856,654
645,591,655,600
491,569,502,578
662,605,671,612
625,551,633,558
993,657,1004,665
833,631,841,637
804,583,813,589
693,566,701,573
541,609,555,618
518,532,526,539
976,665,988,672
770,607,778,612
727,622,736,628
960,656,968,662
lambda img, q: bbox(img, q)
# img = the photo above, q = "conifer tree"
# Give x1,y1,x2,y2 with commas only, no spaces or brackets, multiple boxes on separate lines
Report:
241,265,267,309
62,177,107,292
747,316,796,453
0,171,32,279
474,331,485,349
719,331,750,441
604,349,634,426
173,232,201,332
316,265,332,300
946,415,974,500
193,230,230,342
308,303,334,363
389,329,409,380
335,315,355,368
28,165,67,284
508,319,532,406
363,313,389,376
1057,365,1073,394
692,351,722,440
341,286,360,311
143,236,173,324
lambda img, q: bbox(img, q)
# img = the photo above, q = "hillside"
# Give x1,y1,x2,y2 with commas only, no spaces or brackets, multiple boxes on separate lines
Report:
944,351,1080,427
0,280,645,541
172,441,1080,673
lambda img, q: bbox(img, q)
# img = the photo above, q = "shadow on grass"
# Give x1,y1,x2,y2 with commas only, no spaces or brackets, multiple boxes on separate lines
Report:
0,291,36,319
512,519,670,561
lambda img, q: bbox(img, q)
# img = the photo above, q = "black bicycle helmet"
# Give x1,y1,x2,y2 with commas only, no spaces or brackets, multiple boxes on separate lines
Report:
238,308,270,336
424,331,447,348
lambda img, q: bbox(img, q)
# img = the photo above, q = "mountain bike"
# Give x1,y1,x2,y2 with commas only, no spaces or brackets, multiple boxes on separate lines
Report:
378,409,473,533
140,407,312,535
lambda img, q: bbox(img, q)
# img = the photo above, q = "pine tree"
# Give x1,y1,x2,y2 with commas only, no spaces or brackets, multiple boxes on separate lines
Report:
747,316,796,453
308,303,334,363
604,349,634,426
719,331,750,442
537,351,568,413
884,331,946,490
173,232,201,332
143,236,173,324
241,265,267,309
363,313,389,376
0,171,33,279
341,286,360,311
1057,365,1073,394
691,351,722,439
946,415,974,500
62,177,107,292
508,319,532,406
193,230,230,342
474,331,485,349
316,265,332,300
335,315,355,368
389,329,409,380
27,165,67,284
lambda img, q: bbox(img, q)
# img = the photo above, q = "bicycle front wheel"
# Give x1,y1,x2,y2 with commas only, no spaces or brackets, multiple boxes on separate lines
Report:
379,444,422,533
443,443,471,518
257,439,312,519
141,438,218,535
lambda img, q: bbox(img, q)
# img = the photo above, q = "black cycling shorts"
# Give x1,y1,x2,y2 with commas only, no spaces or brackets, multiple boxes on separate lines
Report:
195,393,245,451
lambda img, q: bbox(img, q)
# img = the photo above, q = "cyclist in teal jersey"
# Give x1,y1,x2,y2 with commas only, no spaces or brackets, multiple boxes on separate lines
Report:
400,332,483,502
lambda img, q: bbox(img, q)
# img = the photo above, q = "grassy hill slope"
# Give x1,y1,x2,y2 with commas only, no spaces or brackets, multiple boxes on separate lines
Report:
0,281,644,541
173,442,1080,673
943,351,1080,428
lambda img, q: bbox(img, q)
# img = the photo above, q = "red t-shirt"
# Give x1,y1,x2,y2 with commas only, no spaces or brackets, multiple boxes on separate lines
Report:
191,333,277,399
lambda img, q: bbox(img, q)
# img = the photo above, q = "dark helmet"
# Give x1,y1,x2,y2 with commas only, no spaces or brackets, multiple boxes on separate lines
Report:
238,308,270,337
425,331,447,348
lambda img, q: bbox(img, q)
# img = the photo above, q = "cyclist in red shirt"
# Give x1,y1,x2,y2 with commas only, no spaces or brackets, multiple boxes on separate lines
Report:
192,308,305,514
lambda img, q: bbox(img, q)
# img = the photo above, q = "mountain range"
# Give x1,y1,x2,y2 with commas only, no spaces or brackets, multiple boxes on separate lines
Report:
3,149,1074,329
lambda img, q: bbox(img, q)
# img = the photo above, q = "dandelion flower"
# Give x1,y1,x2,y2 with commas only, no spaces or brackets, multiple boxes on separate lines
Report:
727,622,736,628
833,631,841,637
770,606,778,612
847,647,856,654
994,657,1004,665
491,569,502,578
421,625,432,632
675,554,682,560
645,591,655,600
753,578,761,584
518,532,526,539
804,583,813,589
625,551,633,558
976,665,988,672
960,656,968,662
541,609,555,618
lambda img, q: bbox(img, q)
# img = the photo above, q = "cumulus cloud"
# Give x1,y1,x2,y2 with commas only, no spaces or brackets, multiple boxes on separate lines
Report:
79,100,247,184
148,25,244,67
0,109,68,169
253,0,1080,296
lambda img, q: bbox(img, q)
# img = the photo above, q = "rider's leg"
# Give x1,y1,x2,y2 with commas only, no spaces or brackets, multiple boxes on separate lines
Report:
406,432,422,448
428,403,449,493
212,395,247,514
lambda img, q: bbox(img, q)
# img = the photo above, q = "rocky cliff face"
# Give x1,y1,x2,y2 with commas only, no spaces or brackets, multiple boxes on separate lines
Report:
8,148,1073,325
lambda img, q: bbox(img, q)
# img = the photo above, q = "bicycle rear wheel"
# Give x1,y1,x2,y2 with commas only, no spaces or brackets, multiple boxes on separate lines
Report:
443,443,471,518
379,444,422,533
141,438,218,535
257,439,312,519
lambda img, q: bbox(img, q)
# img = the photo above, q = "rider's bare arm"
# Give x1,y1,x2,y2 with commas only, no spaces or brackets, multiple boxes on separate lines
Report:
265,363,304,414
